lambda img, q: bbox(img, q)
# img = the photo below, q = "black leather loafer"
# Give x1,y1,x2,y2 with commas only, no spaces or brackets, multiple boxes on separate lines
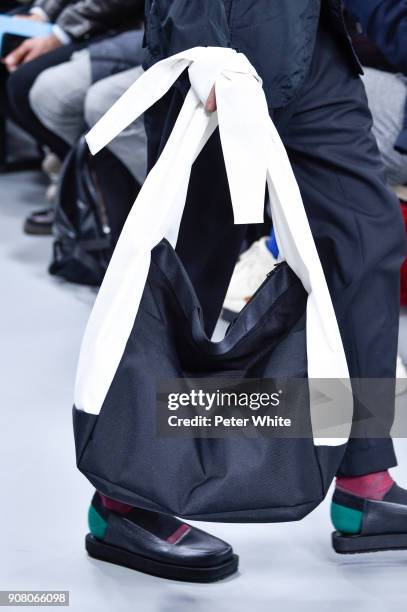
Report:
332,485,407,554
86,493,238,582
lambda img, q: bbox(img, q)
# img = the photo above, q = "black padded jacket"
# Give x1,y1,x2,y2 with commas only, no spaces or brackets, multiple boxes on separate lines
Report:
143,0,362,108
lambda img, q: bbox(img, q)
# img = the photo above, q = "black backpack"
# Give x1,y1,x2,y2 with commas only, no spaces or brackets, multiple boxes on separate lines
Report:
50,137,139,286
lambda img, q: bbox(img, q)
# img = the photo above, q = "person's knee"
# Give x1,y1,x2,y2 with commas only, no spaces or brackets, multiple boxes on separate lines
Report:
28,71,52,122
29,68,65,127
84,82,107,129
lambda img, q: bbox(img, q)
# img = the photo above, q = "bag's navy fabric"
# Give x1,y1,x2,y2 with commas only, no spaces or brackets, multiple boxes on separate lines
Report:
73,239,346,522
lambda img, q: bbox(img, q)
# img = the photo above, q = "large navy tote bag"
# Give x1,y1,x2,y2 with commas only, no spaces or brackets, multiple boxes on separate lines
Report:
72,47,353,522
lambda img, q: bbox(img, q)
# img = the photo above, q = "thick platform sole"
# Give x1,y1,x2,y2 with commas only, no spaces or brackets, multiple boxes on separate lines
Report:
332,531,407,554
85,534,239,583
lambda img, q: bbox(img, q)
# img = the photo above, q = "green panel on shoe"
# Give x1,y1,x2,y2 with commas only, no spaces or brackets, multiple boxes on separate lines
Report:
331,502,363,535
88,505,107,540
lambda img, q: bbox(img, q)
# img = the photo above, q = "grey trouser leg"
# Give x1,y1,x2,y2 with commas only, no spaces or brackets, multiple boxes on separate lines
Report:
29,56,147,184
84,67,147,184
29,50,91,147
361,67,407,187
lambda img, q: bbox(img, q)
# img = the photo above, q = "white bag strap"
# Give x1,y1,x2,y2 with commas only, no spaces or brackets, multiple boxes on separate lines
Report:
75,47,352,445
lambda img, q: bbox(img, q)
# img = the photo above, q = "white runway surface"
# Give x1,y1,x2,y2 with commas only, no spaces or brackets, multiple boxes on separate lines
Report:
1,171,407,612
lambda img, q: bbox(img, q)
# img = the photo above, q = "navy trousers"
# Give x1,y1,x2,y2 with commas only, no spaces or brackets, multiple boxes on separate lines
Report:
145,19,406,476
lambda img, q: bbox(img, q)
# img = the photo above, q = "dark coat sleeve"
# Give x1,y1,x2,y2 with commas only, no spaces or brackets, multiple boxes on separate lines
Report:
345,0,407,73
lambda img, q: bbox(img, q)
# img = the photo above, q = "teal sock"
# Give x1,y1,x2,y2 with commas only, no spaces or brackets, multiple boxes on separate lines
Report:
88,492,131,540
88,504,108,540
330,501,363,534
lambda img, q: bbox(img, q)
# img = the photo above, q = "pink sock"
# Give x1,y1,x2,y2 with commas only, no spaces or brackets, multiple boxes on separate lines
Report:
336,470,394,501
99,493,133,514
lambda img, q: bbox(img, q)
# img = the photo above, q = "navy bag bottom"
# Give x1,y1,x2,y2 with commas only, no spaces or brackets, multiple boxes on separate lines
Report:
73,240,347,523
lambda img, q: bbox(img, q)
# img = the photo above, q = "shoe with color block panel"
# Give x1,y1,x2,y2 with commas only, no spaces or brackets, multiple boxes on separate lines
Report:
331,484,407,554
86,492,238,582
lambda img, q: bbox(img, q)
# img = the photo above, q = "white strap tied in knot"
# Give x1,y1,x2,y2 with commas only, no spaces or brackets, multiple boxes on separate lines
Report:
86,46,268,226
76,47,352,446
188,46,262,104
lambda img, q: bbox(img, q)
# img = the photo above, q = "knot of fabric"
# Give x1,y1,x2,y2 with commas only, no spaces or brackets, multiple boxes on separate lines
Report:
187,47,261,105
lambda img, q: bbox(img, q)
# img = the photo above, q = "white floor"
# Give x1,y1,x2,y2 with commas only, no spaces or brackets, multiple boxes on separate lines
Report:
1,171,407,612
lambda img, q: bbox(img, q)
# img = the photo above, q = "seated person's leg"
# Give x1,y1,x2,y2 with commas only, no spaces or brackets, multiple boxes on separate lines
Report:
84,66,147,185
361,67,407,187
29,50,91,149
20,48,92,235
6,41,88,160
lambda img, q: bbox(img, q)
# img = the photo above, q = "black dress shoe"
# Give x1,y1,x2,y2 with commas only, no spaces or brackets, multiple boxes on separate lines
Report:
23,207,55,236
332,484,407,554
86,493,238,582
